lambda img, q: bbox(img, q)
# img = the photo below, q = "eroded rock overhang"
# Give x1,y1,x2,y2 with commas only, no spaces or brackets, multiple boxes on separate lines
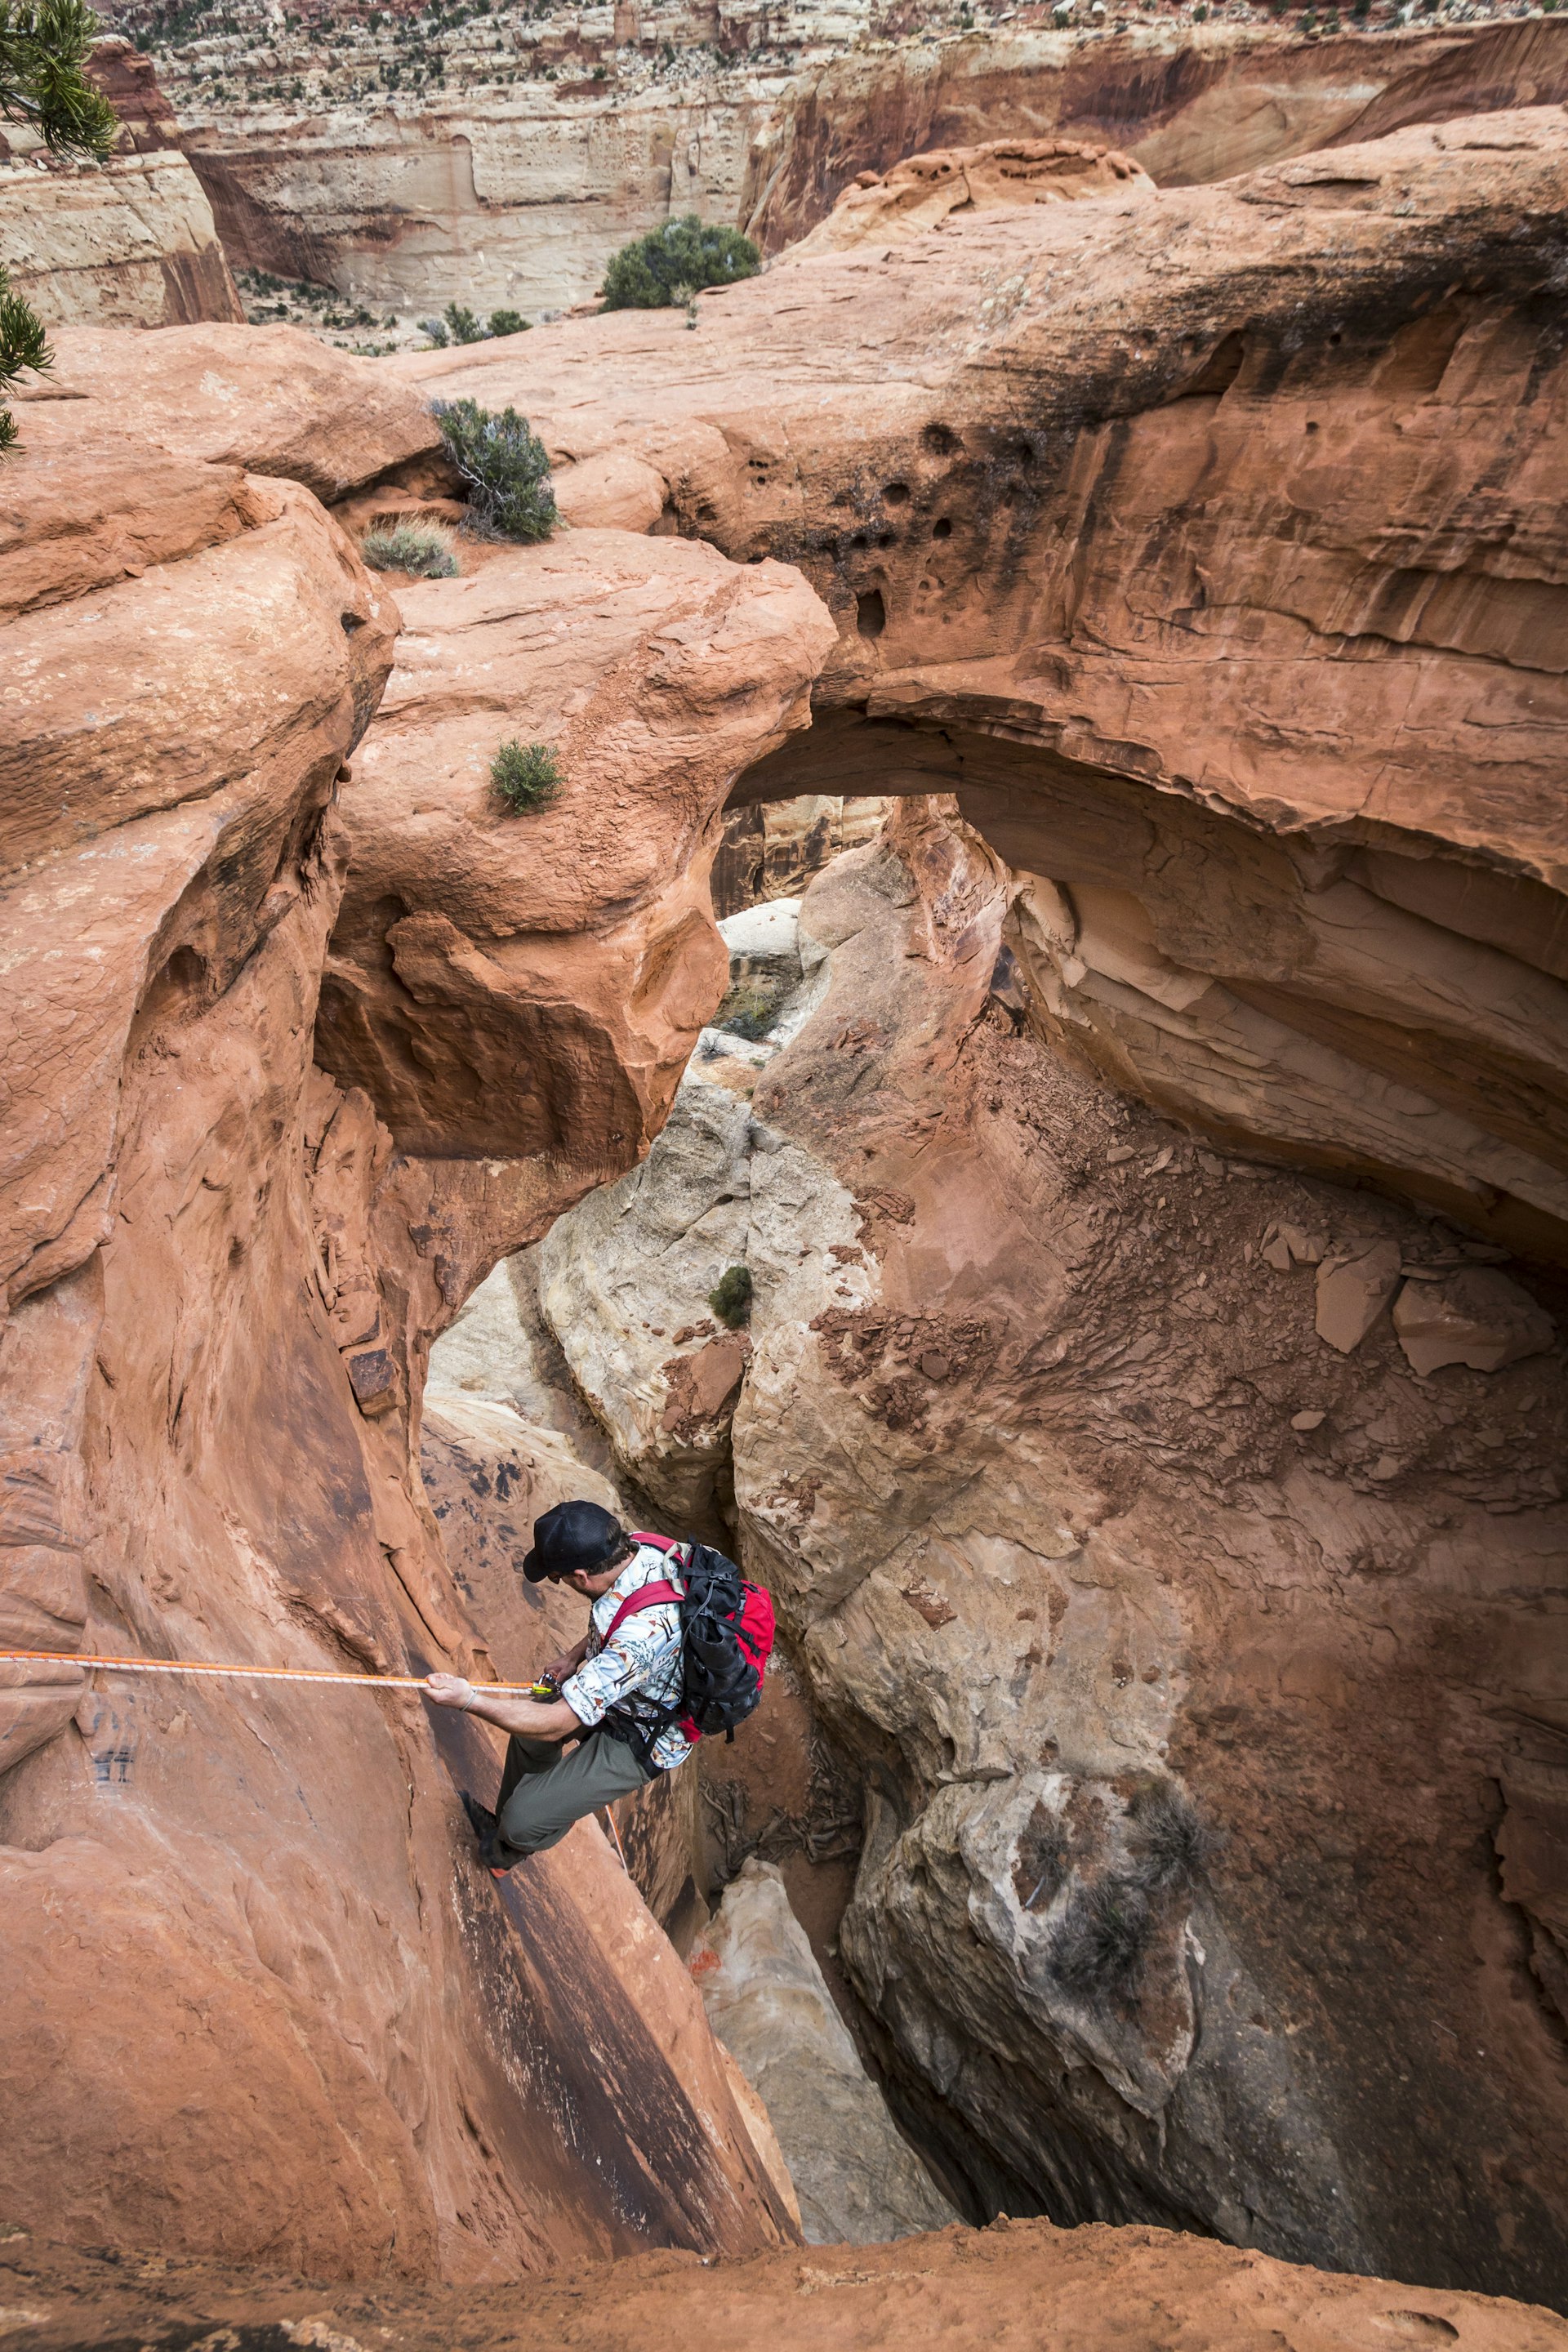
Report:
395,105,1568,1264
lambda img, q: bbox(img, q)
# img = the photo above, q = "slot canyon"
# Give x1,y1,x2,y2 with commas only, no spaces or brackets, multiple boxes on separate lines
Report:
1,11,1566,2348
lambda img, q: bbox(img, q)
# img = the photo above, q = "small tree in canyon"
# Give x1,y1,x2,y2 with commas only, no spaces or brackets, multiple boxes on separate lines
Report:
432,395,558,541
0,0,118,453
600,214,760,311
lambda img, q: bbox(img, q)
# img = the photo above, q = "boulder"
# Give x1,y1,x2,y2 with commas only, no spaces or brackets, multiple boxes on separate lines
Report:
691,1859,958,2245
1392,1267,1557,1377
790,138,1153,257
1315,1241,1403,1354
16,322,443,502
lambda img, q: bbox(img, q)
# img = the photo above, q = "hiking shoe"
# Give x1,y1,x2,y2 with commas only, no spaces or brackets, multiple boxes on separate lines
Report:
460,1789,509,1877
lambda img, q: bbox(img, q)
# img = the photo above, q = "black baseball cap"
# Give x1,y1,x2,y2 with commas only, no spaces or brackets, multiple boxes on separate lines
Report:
522,1499,627,1584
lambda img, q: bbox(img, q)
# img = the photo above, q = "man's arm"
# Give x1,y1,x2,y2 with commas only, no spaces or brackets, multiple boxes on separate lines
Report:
542,1632,591,1682
424,1674,580,1741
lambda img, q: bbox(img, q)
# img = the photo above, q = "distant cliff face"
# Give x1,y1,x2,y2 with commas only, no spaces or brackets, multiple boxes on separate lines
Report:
0,42,241,327
92,0,882,318
85,2,1568,321
742,17,1568,247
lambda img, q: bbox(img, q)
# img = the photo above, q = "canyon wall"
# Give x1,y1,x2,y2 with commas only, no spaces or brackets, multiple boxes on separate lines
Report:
0,325,826,2271
0,42,241,327
743,17,1568,247
85,5,1568,323
93,0,875,318
400,107,1568,2305
397,106,1568,1267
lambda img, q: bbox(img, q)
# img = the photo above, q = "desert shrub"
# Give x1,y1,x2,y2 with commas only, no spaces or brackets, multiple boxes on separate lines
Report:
708,1264,754,1330
360,519,458,577
443,300,485,343
715,977,782,1041
1048,1877,1152,1998
600,214,760,311
420,314,449,346
1125,1779,1219,1891
1,0,117,455
432,396,557,541
0,265,49,457
491,738,561,813
488,307,528,336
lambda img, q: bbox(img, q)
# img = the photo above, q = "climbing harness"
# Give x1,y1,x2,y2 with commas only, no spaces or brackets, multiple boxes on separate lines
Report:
0,1647,544,1696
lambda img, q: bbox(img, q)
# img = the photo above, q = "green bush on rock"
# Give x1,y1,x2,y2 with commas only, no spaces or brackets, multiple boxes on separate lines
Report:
600,215,760,312
432,397,557,542
359,520,458,577
708,1264,754,1330
491,739,562,813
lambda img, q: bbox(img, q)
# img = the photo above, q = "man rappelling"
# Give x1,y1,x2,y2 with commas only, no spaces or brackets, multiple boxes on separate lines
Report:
425,1499,773,1876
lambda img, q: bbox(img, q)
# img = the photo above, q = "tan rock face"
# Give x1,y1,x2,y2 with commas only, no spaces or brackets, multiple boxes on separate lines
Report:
394,108,1568,1264
0,363,820,2270
0,43,241,329
790,137,1152,256
523,804,1568,2301
742,18,1568,246
712,794,890,918
690,1858,959,2244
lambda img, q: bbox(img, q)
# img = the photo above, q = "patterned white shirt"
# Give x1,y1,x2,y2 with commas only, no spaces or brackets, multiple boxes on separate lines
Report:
559,1541,693,1772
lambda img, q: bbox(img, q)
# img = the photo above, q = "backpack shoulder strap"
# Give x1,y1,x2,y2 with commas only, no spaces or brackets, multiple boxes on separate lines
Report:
603,1578,684,1643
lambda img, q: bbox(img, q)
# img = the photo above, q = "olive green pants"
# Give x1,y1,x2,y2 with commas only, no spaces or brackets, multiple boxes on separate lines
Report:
493,1727,651,1866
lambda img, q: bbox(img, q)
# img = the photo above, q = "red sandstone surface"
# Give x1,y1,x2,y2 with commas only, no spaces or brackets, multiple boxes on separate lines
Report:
1,78,1566,2341
0,332,818,2272
7,2216,1568,2351
396,108,1568,1266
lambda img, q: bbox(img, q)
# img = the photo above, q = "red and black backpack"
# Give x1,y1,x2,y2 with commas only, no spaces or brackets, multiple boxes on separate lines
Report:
599,1534,774,1770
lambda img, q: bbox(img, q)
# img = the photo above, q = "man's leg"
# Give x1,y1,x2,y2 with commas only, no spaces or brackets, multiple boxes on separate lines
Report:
492,1731,650,1868
497,1733,569,1817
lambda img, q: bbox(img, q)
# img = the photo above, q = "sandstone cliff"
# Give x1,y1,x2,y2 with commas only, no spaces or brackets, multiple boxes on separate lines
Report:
395,106,1568,1268
744,17,1568,246
0,332,825,2271
0,42,241,327
404,107,1568,2305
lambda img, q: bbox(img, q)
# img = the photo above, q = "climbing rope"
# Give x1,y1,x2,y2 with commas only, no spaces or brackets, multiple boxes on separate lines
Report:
0,1647,541,1695
5,1649,642,1871
601,1806,630,1873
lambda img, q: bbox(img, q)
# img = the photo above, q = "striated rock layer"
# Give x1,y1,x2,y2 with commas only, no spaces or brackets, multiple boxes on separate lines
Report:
744,17,1568,246
395,106,1568,1267
0,334,826,2273
0,42,241,328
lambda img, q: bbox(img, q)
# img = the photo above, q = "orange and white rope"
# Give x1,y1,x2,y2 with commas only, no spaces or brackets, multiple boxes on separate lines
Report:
0,1647,538,1695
